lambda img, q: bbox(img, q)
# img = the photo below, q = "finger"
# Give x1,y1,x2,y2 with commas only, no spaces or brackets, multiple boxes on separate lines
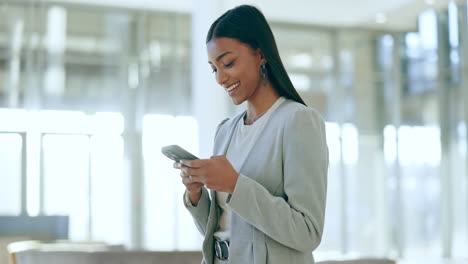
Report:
180,159,204,168
173,162,180,169
181,166,203,177
182,175,198,185
189,175,202,183
183,175,192,183
181,176,191,185
180,171,188,178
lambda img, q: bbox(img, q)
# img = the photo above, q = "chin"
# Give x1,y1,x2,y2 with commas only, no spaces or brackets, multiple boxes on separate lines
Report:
231,96,246,105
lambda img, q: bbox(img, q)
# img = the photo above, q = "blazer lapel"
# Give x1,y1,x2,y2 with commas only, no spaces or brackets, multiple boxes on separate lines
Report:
216,111,246,156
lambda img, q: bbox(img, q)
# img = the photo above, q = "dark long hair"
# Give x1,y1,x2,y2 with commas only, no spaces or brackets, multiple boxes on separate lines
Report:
206,5,306,106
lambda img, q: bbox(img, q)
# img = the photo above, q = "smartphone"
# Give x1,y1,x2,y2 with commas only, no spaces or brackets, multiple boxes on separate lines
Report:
161,145,199,162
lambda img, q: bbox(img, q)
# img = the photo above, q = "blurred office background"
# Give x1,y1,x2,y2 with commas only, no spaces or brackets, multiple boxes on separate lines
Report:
0,0,467,263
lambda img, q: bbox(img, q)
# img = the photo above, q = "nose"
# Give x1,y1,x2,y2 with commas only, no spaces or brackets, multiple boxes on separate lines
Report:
216,69,228,86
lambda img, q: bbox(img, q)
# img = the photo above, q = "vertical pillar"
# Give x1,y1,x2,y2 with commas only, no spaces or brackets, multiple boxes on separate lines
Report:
191,0,229,158
391,33,404,258
39,133,44,215
376,33,403,258
20,133,27,215
87,134,93,240
106,13,144,249
457,3,468,256
23,0,42,111
436,9,453,258
43,6,66,96
331,30,348,255
352,33,383,255
7,17,23,108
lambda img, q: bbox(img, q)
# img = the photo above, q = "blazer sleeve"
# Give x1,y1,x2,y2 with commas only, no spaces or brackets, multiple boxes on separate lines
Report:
226,108,329,252
183,118,230,236
184,187,211,235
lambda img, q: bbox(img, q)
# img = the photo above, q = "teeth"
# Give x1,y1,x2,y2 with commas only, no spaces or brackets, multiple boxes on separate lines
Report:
226,82,239,92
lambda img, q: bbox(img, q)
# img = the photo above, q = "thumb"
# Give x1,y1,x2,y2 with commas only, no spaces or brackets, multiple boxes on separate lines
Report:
210,155,226,160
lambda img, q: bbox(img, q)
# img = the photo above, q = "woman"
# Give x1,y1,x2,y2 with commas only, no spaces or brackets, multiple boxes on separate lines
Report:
174,5,328,264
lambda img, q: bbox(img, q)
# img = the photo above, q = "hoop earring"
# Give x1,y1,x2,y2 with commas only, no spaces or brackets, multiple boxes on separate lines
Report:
260,61,267,86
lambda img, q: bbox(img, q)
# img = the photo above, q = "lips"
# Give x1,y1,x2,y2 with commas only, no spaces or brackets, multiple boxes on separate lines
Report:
225,81,240,95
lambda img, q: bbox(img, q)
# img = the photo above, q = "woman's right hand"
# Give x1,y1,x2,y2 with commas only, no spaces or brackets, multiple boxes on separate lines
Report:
174,162,203,204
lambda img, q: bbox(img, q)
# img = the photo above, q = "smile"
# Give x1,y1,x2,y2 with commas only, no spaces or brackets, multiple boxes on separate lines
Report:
225,82,240,92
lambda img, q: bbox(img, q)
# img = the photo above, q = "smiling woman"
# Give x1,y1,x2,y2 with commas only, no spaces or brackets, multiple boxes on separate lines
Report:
173,5,329,264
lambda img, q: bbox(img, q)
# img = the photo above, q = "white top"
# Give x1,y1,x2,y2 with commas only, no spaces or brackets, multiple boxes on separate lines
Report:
213,97,286,241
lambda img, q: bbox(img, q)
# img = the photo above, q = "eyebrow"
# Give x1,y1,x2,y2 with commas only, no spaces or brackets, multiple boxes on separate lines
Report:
208,51,232,64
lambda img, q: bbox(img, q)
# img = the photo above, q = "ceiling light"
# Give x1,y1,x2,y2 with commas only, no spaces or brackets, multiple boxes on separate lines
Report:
425,0,435,5
376,13,387,24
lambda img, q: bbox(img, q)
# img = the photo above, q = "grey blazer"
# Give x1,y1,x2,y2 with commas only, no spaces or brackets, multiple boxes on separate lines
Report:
185,99,329,264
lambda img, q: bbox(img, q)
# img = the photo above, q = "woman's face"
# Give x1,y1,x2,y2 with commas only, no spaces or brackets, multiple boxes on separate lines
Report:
207,37,264,105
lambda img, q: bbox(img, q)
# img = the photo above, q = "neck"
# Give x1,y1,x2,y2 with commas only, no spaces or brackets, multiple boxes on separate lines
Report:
245,82,279,124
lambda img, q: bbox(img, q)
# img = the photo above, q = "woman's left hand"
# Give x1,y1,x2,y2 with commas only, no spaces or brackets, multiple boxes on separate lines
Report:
179,155,239,194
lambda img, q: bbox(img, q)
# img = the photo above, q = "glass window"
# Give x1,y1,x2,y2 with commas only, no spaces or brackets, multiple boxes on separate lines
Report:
316,122,343,255
453,122,467,257
0,133,22,215
398,126,442,256
90,134,125,244
142,114,201,250
43,134,90,240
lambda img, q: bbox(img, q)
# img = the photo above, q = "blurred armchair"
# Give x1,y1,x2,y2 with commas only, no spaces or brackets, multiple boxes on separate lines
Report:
0,215,68,264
